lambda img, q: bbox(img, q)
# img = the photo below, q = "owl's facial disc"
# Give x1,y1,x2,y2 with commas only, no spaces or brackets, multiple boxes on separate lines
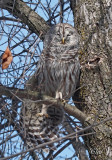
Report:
54,24,77,45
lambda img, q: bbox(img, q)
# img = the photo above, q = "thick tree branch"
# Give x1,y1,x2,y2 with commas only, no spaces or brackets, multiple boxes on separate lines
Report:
0,0,50,39
0,85,86,123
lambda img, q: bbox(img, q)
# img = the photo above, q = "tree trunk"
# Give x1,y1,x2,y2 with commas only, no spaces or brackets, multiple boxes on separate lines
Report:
71,0,112,159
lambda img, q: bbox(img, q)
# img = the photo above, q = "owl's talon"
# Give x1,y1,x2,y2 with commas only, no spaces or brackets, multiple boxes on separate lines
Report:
37,113,49,118
36,113,43,117
61,99,66,104
45,114,49,118
56,91,62,99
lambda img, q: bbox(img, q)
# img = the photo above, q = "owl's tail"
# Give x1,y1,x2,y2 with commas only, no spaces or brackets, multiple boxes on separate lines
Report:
25,127,59,152
20,102,64,153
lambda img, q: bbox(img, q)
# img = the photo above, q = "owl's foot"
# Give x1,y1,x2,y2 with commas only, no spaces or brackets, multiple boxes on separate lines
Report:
37,104,49,118
60,98,66,104
55,91,66,105
56,91,62,99
36,113,49,118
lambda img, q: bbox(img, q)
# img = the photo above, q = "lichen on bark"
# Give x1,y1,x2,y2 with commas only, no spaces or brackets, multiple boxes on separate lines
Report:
70,0,112,159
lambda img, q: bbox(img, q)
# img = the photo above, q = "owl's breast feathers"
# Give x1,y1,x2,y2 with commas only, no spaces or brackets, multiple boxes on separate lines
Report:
37,46,80,99
42,44,79,62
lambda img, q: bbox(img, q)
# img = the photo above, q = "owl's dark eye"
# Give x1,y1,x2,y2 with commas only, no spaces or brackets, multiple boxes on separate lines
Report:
56,32,60,36
67,34,71,37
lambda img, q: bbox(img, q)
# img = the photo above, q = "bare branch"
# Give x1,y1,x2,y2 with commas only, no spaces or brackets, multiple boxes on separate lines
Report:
1,116,112,160
0,84,86,122
0,0,50,39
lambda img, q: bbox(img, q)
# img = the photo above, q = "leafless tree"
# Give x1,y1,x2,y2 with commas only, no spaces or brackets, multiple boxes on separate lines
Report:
0,0,112,160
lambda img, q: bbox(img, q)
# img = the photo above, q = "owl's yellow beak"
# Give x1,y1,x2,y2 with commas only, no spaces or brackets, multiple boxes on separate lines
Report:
62,37,65,44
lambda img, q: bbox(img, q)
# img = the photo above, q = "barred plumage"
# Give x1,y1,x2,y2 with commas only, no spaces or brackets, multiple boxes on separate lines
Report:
37,23,80,99
21,23,80,152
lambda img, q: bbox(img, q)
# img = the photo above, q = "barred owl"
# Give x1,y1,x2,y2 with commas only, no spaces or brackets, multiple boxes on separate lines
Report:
21,23,80,152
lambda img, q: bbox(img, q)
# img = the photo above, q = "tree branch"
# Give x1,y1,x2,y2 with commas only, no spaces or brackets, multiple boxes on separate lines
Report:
1,116,112,160
0,0,50,39
0,85,86,123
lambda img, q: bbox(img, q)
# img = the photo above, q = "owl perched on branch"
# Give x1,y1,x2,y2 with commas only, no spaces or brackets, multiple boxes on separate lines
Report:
21,23,80,152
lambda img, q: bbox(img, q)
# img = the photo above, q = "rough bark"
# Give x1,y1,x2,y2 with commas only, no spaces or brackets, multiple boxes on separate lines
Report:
71,0,112,159
0,0,50,39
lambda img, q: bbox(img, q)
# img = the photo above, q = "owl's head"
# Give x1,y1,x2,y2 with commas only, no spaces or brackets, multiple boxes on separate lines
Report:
44,23,80,48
